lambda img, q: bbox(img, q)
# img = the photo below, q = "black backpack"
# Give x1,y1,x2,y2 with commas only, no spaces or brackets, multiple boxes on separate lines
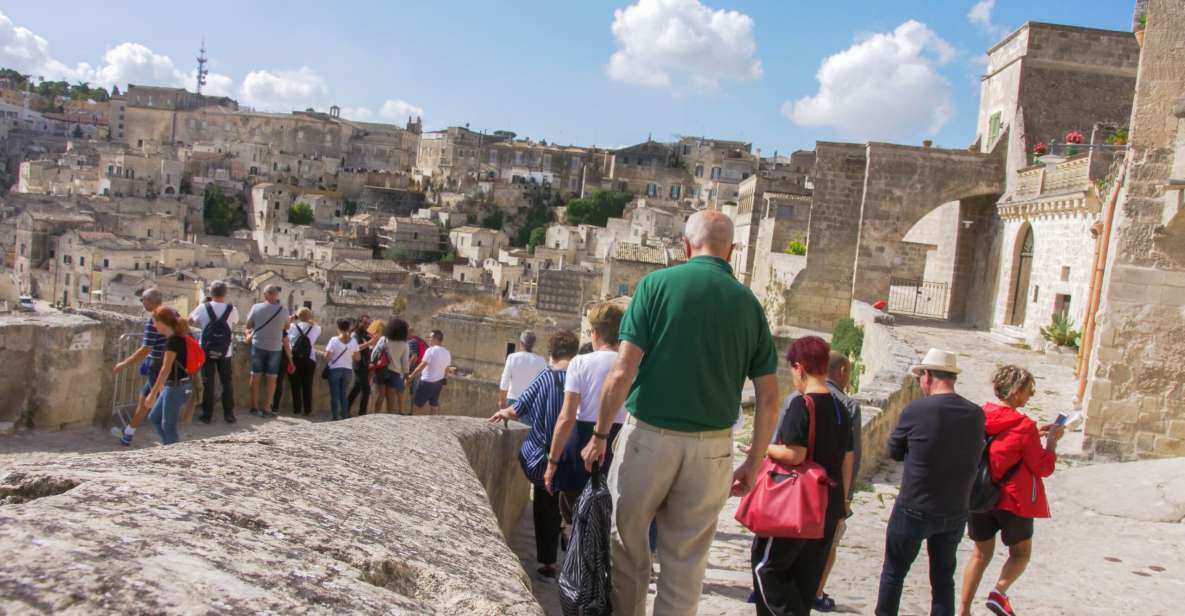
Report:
968,435,1023,514
201,304,234,360
292,324,312,359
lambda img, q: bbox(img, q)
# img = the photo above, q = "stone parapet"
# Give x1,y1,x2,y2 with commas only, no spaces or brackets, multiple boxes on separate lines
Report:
0,416,539,615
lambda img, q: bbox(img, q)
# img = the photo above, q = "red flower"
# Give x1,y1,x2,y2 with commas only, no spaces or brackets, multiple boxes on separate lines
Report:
1065,131,1086,144
1032,142,1049,155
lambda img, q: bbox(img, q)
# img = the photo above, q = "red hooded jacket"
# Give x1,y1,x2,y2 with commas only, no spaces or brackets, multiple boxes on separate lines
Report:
983,402,1056,518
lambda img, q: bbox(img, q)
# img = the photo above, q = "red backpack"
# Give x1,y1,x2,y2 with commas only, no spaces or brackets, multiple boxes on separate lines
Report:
183,335,206,376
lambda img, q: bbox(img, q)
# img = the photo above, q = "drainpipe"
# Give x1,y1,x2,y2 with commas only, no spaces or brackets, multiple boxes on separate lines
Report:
1075,161,1127,403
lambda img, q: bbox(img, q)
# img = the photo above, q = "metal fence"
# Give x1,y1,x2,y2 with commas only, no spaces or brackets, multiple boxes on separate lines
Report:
111,332,144,430
888,279,951,319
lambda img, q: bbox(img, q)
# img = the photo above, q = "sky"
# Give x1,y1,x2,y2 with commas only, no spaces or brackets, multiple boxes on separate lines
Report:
0,1,1135,154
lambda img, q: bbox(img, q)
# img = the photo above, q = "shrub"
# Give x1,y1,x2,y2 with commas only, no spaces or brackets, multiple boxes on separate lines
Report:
1040,312,1081,349
288,202,314,225
785,240,806,256
831,318,864,359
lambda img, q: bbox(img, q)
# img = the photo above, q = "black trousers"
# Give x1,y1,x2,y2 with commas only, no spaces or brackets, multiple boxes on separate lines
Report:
290,357,316,415
200,356,235,419
348,364,370,415
533,485,562,566
272,352,290,412
752,517,840,616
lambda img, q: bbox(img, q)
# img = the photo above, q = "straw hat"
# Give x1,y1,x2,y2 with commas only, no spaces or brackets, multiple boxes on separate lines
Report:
910,348,961,376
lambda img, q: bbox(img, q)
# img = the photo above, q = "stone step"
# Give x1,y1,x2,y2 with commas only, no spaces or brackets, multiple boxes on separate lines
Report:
989,326,1029,348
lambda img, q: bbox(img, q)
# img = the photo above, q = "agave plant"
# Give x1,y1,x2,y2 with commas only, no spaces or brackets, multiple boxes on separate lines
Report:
1041,312,1081,349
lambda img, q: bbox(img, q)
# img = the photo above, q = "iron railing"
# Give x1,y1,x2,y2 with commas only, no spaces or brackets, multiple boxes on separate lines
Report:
888,279,951,319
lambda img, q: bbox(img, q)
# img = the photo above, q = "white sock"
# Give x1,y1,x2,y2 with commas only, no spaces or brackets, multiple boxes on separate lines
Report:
124,426,136,436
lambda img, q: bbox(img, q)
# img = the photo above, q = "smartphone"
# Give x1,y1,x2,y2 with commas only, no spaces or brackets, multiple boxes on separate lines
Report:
1054,413,1069,426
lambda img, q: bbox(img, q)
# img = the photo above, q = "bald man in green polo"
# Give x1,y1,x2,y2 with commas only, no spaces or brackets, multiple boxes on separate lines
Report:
583,209,780,616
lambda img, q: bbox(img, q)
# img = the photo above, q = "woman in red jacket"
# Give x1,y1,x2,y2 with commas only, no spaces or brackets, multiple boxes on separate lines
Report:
959,365,1064,616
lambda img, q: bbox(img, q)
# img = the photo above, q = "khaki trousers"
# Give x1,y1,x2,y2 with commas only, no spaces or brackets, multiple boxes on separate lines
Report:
608,417,734,616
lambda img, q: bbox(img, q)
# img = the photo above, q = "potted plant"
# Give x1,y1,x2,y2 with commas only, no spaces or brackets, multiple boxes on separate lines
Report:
1031,142,1048,164
1065,130,1086,156
1105,128,1128,146
1135,13,1147,48
1040,312,1081,355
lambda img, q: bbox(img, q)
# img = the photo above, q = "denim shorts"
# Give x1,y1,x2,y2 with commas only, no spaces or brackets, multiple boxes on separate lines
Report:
250,347,284,375
413,379,445,407
374,370,404,392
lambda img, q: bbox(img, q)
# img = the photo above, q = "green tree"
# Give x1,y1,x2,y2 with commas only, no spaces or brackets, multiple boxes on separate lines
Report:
784,240,806,255
564,190,630,227
343,198,359,217
513,187,558,247
527,227,547,254
384,244,409,261
288,202,314,225
481,210,505,230
203,185,235,236
493,130,517,139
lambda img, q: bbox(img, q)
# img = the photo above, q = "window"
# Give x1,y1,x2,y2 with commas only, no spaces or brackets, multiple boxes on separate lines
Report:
710,167,722,180
488,150,498,164
79,257,85,267
1053,294,1072,318
646,183,658,197
987,112,1002,149
81,285,89,294
1060,266,1071,282
682,145,690,155
1032,285,1039,303
303,300,312,309
63,255,71,264
694,165,704,178
133,262,139,270
622,156,630,165
670,185,681,199
19,243,25,256
147,230,152,238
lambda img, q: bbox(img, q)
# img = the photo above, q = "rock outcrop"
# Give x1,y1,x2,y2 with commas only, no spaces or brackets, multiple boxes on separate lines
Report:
0,416,540,615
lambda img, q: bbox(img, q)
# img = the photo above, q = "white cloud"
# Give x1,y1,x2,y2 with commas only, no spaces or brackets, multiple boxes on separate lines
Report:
239,66,329,111
784,20,955,141
339,106,375,122
968,0,1008,37
379,99,423,121
607,0,761,90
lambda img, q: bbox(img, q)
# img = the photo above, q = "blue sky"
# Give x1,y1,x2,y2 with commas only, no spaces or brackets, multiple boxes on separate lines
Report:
1,1,1135,154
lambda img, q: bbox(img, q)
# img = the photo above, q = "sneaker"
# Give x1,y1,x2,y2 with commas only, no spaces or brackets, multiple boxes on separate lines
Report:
536,565,557,581
987,591,1016,616
224,413,237,424
813,594,836,612
110,426,133,446
249,408,260,416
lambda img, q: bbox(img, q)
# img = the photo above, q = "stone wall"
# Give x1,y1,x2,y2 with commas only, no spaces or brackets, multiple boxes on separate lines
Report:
0,416,539,615
849,301,923,483
1083,0,1185,459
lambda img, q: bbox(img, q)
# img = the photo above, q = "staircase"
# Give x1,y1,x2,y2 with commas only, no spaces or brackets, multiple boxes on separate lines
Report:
989,325,1029,348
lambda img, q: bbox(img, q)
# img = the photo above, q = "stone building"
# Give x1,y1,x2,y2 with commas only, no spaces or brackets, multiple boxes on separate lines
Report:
600,241,671,298
376,216,443,260
416,126,509,186
731,172,812,286
52,230,159,307
98,149,184,197
599,140,693,201
1081,0,1185,459
11,207,96,295
449,226,507,263
343,118,422,173
479,140,598,196
677,136,758,207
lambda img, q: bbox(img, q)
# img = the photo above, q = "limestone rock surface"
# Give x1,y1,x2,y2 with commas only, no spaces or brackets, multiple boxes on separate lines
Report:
0,415,541,615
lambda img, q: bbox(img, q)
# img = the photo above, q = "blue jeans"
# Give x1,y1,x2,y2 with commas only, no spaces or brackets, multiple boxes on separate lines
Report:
328,368,353,420
147,381,191,445
875,505,967,616
250,346,283,375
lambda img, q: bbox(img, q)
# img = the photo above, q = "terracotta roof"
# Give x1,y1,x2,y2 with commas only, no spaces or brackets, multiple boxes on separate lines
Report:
610,242,667,265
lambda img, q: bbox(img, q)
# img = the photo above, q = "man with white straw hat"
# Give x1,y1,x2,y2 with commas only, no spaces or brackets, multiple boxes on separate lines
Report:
875,349,985,616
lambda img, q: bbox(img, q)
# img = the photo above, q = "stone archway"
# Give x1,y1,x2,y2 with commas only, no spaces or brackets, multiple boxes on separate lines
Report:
1007,223,1034,326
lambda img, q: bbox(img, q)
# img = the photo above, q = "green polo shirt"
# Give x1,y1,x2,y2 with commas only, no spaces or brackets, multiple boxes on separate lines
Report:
619,255,778,432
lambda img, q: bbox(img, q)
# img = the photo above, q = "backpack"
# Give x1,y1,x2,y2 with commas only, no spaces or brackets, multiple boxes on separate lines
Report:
408,335,427,368
968,435,1024,514
558,465,613,616
201,304,234,359
183,335,206,376
292,324,312,359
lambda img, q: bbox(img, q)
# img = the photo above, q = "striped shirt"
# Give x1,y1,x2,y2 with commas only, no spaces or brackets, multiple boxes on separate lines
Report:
513,367,566,486
142,318,166,361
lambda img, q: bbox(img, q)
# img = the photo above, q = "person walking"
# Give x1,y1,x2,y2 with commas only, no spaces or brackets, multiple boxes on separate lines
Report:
543,303,628,529
500,329,547,408
188,280,238,425
245,285,289,418
875,349,985,616
323,318,361,421
347,315,375,416
751,337,854,616
144,306,193,445
581,210,781,616
111,287,167,446
371,319,410,415
959,366,1063,616
287,307,321,417
489,330,581,580
812,351,863,612
407,329,451,415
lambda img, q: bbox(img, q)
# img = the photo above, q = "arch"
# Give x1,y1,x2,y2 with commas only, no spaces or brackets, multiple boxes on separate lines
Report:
1006,223,1034,326
164,186,176,195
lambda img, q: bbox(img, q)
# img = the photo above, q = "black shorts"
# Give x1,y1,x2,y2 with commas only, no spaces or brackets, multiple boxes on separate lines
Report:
968,509,1034,546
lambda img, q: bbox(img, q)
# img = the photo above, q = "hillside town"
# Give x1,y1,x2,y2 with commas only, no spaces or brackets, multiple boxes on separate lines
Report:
1,0,1184,615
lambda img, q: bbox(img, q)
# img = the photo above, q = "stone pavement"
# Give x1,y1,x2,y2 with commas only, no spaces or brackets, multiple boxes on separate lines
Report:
513,323,1185,615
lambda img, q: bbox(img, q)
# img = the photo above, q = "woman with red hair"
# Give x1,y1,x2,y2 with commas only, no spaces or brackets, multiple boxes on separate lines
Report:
145,306,193,445
751,336,855,616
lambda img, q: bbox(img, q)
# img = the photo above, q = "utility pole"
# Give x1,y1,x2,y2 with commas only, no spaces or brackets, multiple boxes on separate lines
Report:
195,39,209,95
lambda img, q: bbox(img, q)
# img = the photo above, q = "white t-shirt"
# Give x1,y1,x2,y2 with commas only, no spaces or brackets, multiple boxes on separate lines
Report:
420,346,452,383
324,336,359,370
564,350,627,424
189,301,241,357
500,351,548,401
287,323,322,360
